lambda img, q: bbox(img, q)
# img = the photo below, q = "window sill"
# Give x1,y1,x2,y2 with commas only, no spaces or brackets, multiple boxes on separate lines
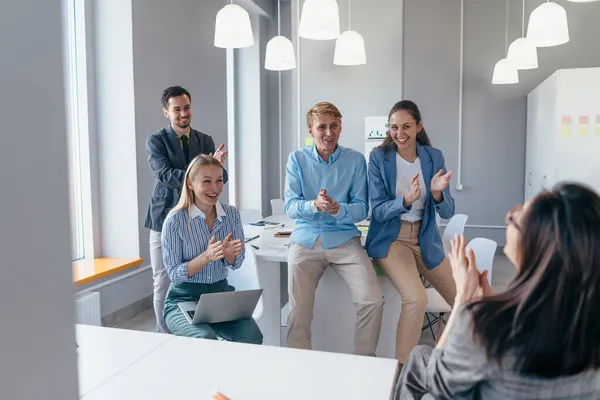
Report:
73,257,144,286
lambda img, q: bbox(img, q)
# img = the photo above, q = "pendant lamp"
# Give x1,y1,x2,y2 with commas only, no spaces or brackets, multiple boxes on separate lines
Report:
299,0,340,40
333,0,366,65
493,0,519,84
526,1,569,47
214,2,254,49
265,0,296,70
507,0,538,70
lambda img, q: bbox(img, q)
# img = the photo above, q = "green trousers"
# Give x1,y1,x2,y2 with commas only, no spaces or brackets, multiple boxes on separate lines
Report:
164,279,263,344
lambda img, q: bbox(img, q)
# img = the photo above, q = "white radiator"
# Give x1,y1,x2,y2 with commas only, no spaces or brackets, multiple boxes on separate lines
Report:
75,291,102,326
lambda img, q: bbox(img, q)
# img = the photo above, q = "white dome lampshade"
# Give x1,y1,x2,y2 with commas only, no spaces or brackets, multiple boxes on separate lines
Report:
265,36,296,71
526,2,569,47
507,37,538,70
333,31,366,65
214,4,254,48
299,0,340,40
492,58,519,84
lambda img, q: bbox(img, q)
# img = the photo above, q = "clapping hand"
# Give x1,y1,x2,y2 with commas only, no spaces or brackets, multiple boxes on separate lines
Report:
223,232,243,261
403,174,421,207
203,235,224,262
314,188,339,215
448,235,493,303
210,144,228,165
431,169,453,193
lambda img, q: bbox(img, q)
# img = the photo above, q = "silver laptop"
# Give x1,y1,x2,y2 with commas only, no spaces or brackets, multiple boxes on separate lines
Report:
178,289,263,325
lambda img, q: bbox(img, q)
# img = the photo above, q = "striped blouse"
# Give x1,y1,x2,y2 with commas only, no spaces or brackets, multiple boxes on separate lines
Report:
161,202,245,284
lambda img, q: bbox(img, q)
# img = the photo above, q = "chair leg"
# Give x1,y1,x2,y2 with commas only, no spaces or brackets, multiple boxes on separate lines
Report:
425,312,436,342
435,313,445,343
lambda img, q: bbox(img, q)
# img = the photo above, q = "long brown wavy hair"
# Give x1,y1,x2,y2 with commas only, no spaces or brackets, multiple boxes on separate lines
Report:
467,182,600,378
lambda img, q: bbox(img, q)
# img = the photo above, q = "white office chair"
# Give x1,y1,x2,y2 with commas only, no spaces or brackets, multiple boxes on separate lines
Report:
466,237,497,285
442,214,469,255
423,236,497,342
423,288,452,341
238,209,262,225
422,213,467,287
270,199,285,216
225,247,263,321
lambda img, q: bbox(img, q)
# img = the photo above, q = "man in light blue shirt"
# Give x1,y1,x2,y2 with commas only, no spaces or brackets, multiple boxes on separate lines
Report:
284,102,384,356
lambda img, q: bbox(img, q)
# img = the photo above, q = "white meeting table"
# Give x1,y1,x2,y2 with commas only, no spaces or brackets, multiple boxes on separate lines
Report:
77,325,399,400
242,215,294,347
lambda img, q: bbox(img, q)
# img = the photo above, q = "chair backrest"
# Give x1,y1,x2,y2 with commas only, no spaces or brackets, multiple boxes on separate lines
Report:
442,214,468,254
466,237,497,285
226,247,263,320
270,199,285,216
238,209,262,225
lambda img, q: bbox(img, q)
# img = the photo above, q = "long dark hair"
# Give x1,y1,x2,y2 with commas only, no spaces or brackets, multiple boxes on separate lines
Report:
467,182,600,378
380,100,432,150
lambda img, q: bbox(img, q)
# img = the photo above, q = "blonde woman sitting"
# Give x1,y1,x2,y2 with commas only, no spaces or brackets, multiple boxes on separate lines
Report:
161,154,262,343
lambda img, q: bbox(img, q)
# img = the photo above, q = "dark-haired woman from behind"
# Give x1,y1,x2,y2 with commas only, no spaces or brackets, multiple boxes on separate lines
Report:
366,100,456,365
396,182,600,400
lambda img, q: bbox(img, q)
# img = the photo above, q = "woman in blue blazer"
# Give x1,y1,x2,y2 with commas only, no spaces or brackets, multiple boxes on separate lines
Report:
366,100,456,365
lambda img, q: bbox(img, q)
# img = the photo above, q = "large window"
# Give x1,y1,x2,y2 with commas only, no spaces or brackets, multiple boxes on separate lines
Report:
65,0,91,261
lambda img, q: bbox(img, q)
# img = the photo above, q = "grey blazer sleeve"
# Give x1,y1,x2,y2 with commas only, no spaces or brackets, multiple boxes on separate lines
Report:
146,134,185,189
426,306,495,399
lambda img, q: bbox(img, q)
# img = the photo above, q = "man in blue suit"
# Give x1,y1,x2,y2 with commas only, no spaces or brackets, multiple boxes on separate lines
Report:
144,86,228,333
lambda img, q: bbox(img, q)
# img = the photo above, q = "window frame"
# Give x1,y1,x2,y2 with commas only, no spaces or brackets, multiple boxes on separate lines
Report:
65,0,95,261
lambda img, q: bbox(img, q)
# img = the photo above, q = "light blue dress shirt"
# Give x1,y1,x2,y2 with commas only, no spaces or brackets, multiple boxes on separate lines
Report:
284,145,368,249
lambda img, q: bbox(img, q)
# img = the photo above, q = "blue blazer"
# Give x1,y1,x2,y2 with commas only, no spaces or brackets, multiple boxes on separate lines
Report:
365,143,455,269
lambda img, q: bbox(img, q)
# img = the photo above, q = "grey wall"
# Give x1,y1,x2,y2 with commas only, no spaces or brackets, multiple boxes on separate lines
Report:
0,0,79,398
133,0,230,261
403,0,526,245
83,0,232,316
293,0,404,155
281,0,600,245
405,0,600,244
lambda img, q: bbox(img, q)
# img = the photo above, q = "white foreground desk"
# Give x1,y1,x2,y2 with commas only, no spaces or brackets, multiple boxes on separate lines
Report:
77,326,398,400
76,325,173,397
80,327,398,400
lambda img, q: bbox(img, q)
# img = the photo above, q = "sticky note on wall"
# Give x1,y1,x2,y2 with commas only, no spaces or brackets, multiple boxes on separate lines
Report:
305,137,314,146
579,115,590,137
596,115,600,137
561,115,572,137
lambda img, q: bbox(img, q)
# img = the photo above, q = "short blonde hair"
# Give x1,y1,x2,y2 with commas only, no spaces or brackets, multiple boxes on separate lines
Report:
306,102,342,129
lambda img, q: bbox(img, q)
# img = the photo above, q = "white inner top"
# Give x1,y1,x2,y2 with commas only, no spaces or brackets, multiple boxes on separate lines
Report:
395,154,426,222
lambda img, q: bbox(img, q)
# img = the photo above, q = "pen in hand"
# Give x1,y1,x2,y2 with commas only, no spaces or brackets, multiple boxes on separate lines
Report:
251,245,259,250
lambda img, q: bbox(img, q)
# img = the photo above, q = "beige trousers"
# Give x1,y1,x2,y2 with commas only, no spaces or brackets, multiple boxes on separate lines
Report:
287,236,384,356
376,221,456,363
